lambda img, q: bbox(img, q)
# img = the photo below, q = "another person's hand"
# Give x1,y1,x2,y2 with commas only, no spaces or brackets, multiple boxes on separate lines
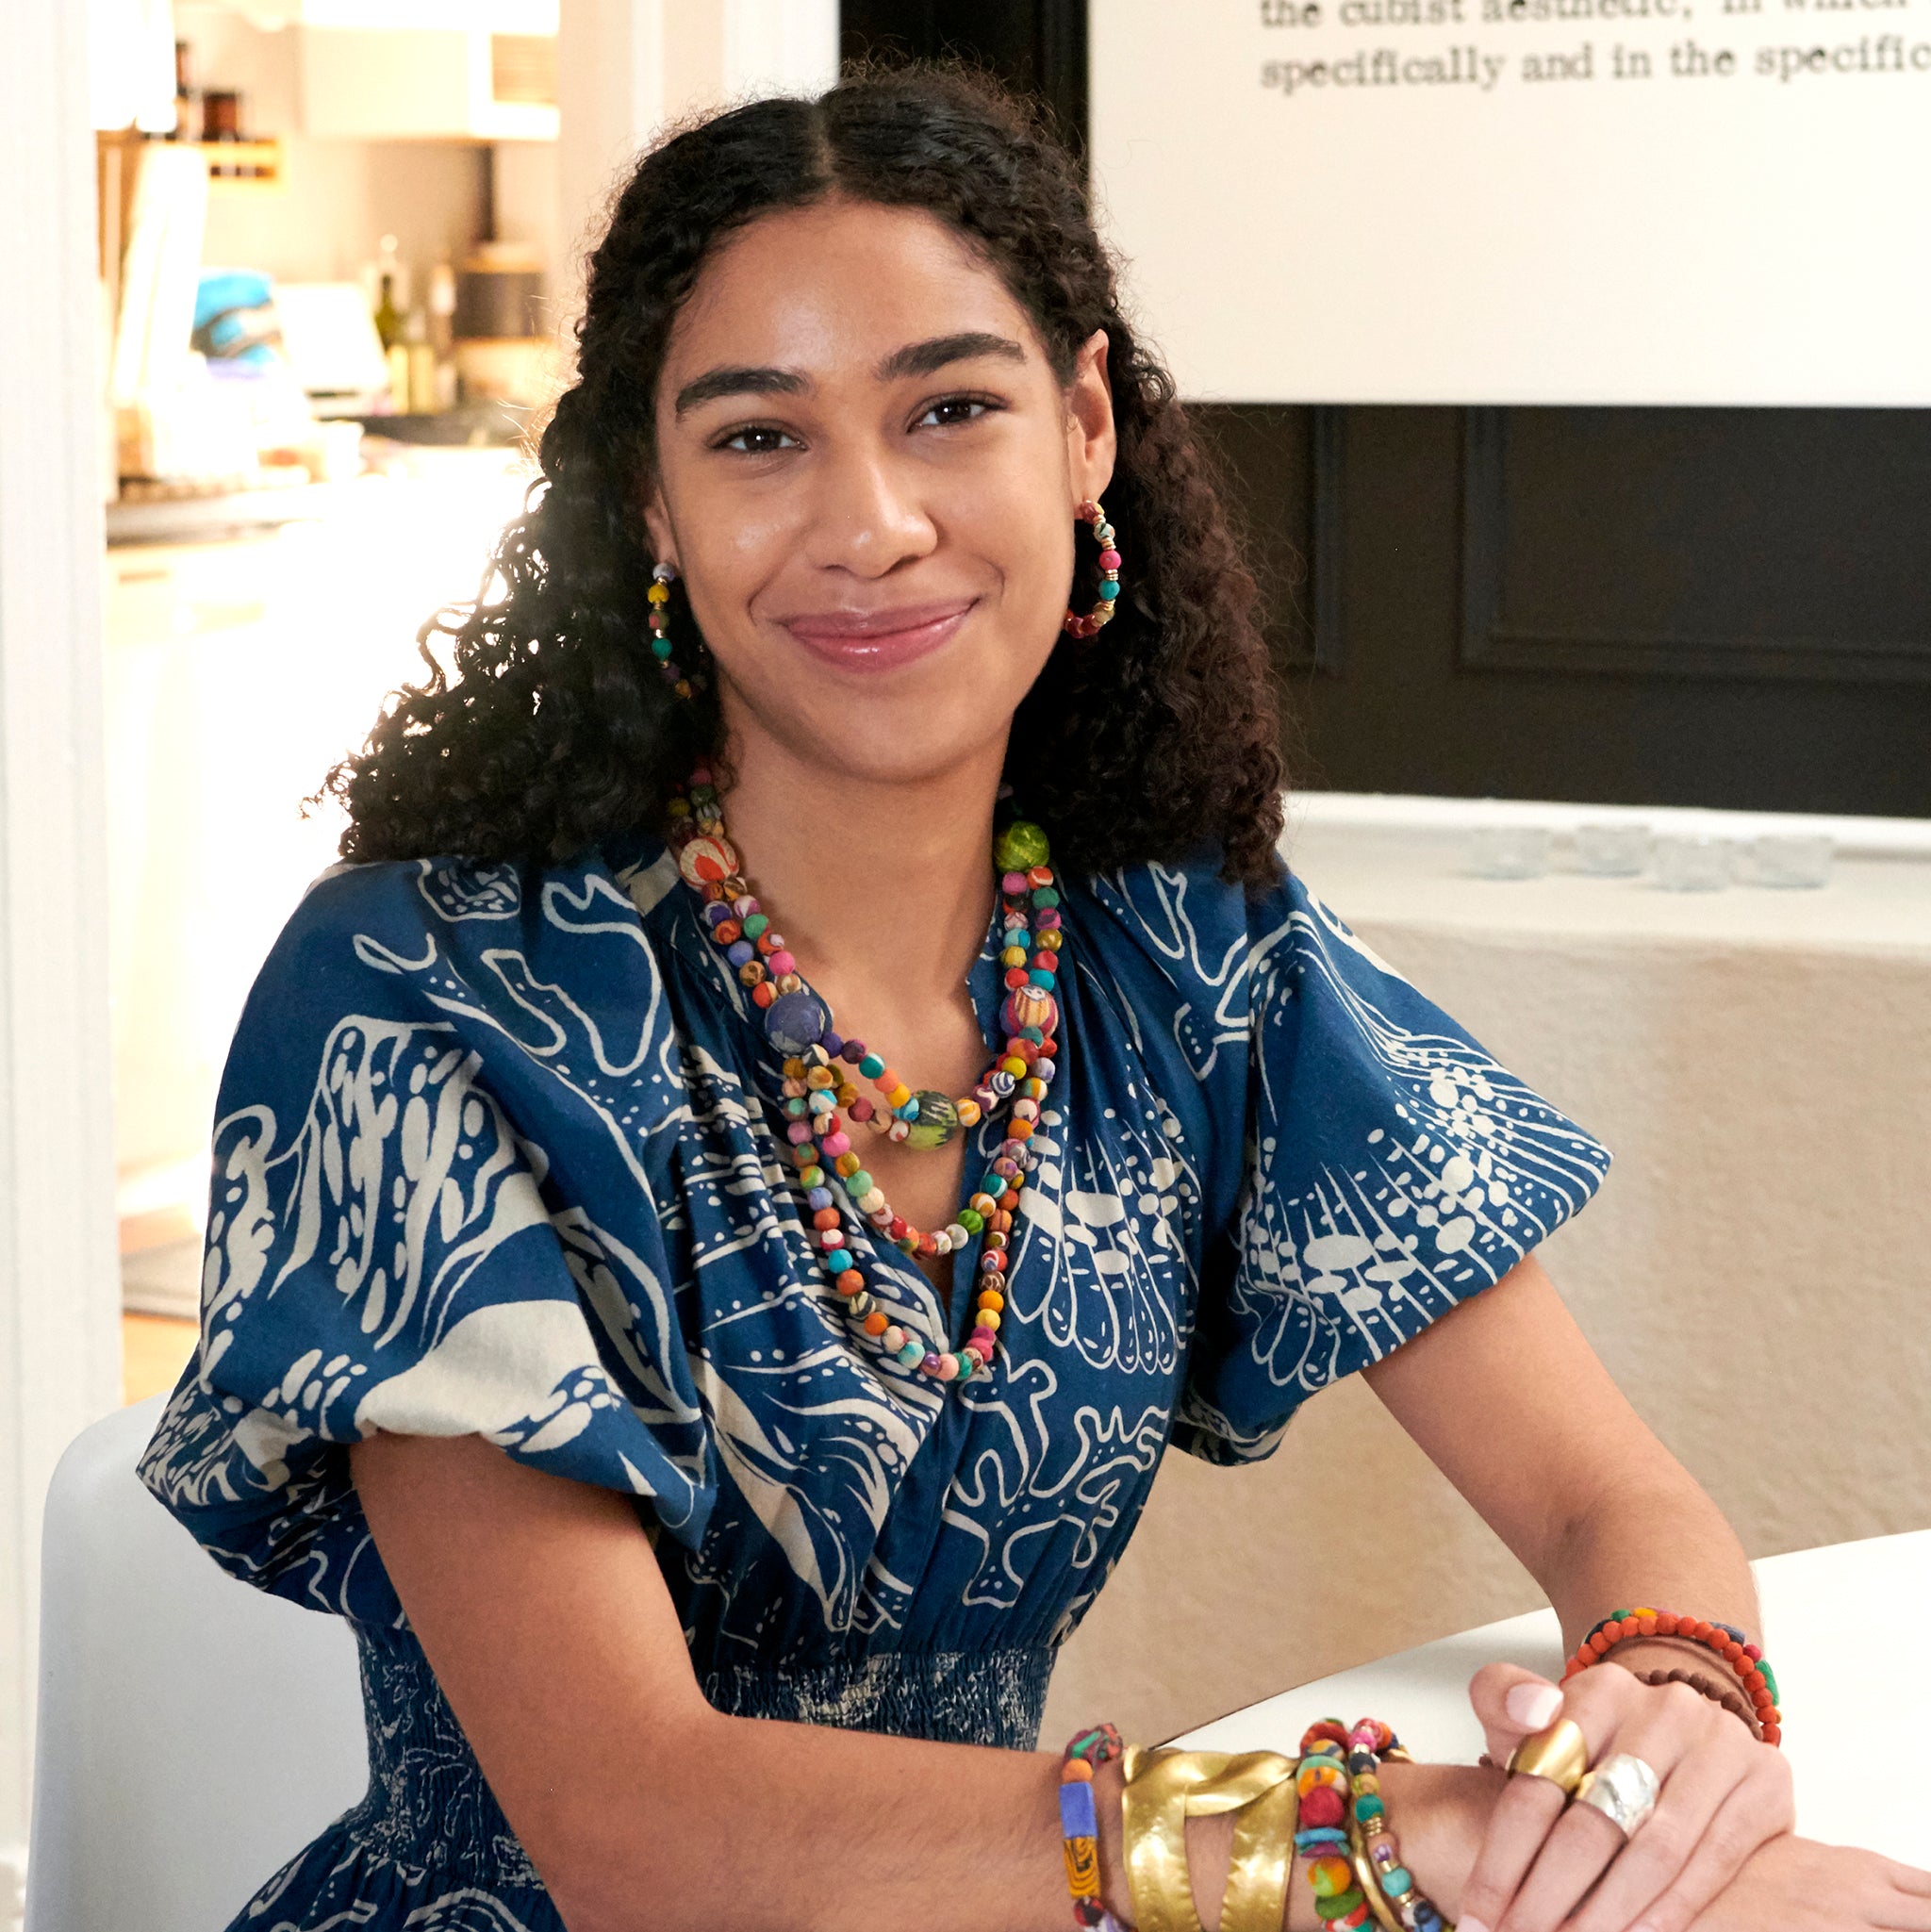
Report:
1454,1660,1794,1932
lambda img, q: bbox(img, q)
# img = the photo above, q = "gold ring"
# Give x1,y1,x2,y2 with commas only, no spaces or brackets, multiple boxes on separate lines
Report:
1505,1717,1592,1794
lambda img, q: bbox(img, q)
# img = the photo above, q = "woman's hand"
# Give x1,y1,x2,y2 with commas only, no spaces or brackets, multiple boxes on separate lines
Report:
1455,1660,1795,1932
1686,1835,1931,1931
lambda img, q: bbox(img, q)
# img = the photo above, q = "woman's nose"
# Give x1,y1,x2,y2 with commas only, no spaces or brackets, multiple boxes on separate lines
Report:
800,446,936,578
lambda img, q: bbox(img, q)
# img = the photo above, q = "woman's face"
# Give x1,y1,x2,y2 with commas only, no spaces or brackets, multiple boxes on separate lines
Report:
644,196,1115,788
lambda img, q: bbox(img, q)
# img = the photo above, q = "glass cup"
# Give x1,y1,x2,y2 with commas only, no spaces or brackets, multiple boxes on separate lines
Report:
1574,822,1652,877
1466,826,1551,880
1750,833,1835,889
1653,834,1737,892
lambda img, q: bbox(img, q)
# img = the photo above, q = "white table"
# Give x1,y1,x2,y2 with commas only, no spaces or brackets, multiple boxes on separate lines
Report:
1178,1528,1931,1863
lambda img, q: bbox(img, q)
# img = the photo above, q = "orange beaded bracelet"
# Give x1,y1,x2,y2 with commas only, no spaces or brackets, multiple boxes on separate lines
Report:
1563,1609,1782,1746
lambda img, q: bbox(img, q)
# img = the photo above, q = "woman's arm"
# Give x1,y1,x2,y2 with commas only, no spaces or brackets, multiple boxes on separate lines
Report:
351,1428,1079,1932
1361,1252,1793,1932
1360,1251,1757,1647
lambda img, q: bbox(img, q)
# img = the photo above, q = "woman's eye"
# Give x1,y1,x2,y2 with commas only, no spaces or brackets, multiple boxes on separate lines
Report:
916,396,995,430
718,424,800,454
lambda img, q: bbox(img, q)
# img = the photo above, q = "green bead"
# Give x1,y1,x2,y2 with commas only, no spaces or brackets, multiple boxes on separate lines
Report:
1758,1660,1778,1700
1381,1868,1412,1895
993,819,1051,872
957,1207,984,1233
847,1171,873,1197
859,1053,884,1080
1031,885,1060,908
742,913,768,938
1310,1863,1351,1899
1315,1892,1365,1922
904,1090,961,1151
800,1165,823,1187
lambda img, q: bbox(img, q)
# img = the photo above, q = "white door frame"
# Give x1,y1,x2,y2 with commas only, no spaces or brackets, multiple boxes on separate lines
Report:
0,3,125,1923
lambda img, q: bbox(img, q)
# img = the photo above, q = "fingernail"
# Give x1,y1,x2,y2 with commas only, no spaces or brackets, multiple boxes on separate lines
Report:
1461,1919,1491,1932
1507,1681,1564,1729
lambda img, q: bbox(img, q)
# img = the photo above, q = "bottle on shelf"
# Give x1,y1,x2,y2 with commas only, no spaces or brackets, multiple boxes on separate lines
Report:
372,235,408,412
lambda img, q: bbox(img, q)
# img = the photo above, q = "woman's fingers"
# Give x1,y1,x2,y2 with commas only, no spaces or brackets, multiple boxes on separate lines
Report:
1567,1754,1790,1932
1468,1660,1569,1767
1459,1769,1575,1930
1561,1711,1786,1932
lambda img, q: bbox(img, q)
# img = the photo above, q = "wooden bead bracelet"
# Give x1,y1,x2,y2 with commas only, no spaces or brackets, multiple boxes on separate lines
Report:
1564,1608,1782,1746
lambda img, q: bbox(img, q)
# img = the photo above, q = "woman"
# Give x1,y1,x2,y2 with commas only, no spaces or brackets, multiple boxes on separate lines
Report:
142,65,1928,1932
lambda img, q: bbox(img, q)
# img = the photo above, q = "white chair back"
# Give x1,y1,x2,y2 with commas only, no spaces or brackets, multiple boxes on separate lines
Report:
26,1394,367,1932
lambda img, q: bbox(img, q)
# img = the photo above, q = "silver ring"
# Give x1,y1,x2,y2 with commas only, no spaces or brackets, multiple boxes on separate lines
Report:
1574,1753,1661,1838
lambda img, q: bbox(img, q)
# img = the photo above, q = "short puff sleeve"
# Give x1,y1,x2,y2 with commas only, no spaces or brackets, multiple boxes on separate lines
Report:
1174,874,1610,1464
138,861,714,1624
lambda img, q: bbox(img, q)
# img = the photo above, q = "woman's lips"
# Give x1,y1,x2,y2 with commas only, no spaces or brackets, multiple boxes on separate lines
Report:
780,599,977,672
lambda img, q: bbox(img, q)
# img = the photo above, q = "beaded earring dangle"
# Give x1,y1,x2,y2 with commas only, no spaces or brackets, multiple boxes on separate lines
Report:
646,560,699,699
1062,498,1122,640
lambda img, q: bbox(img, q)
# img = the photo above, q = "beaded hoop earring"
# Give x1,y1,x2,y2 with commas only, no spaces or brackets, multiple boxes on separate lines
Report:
1062,499,1121,639
647,560,698,699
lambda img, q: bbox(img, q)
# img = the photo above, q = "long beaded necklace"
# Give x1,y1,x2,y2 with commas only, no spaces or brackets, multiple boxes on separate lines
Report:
667,768,1065,1387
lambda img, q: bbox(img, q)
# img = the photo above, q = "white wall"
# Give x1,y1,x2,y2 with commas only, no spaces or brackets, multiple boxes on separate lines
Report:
554,0,838,332
0,6,124,1922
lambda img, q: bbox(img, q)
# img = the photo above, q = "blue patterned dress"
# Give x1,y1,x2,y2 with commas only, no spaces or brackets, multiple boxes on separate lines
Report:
140,832,1609,1931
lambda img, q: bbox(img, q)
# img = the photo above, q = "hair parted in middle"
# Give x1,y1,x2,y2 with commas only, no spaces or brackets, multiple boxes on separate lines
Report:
326,61,1288,884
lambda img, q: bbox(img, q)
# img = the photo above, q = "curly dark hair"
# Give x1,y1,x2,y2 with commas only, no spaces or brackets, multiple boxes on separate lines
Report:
328,62,1286,884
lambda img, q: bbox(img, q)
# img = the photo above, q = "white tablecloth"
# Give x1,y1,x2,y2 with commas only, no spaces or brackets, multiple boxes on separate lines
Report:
1178,1528,1931,1863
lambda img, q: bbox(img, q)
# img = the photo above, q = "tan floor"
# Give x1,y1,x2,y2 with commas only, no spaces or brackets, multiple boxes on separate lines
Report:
123,1311,197,1406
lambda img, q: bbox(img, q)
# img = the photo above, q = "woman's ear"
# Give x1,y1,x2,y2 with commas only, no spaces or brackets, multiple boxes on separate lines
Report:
1066,328,1117,510
640,474,678,572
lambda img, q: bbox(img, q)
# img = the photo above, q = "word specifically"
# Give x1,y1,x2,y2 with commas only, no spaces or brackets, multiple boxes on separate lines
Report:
1262,44,1509,89
1758,30,1931,69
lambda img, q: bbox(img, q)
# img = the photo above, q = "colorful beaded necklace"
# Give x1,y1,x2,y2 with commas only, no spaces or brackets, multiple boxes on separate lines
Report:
667,768,1065,1388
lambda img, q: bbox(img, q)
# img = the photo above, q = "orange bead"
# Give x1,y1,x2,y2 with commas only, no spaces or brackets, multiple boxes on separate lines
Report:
751,982,775,1008
1063,1758,1095,1783
812,1208,840,1230
1008,1117,1033,1139
873,1068,899,1093
863,1311,889,1336
977,1290,1004,1312
714,919,742,944
835,1270,864,1296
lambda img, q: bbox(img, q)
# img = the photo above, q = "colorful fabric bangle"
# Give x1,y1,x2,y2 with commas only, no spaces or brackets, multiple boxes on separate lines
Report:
1344,1717,1449,1932
1565,1608,1782,1746
1060,1723,1127,1930
1296,1723,1372,1930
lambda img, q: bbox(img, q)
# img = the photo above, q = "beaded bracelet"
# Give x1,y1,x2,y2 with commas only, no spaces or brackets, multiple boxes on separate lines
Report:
1296,1723,1372,1929
1566,1608,1782,1745
1344,1718,1449,1932
1060,1724,1127,1931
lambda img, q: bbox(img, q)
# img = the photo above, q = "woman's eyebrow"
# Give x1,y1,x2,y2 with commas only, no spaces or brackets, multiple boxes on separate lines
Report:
874,331,1027,381
672,332,1027,419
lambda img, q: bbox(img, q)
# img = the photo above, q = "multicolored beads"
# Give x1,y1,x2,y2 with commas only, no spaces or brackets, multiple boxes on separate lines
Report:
1566,1609,1782,1745
1059,1724,1126,1930
667,768,1066,1393
1342,1718,1444,1932
1296,1726,1370,1929
647,562,696,699
1062,498,1122,640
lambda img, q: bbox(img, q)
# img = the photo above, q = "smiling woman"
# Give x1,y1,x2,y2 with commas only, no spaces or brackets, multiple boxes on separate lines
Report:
134,59,1931,1932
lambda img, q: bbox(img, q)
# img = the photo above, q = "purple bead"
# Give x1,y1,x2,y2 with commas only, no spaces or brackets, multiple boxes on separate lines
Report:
921,1352,943,1375
701,902,733,929
1034,1057,1056,1083
725,940,754,966
765,988,829,1055
820,1030,844,1059
806,1186,833,1211
839,1039,866,1065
